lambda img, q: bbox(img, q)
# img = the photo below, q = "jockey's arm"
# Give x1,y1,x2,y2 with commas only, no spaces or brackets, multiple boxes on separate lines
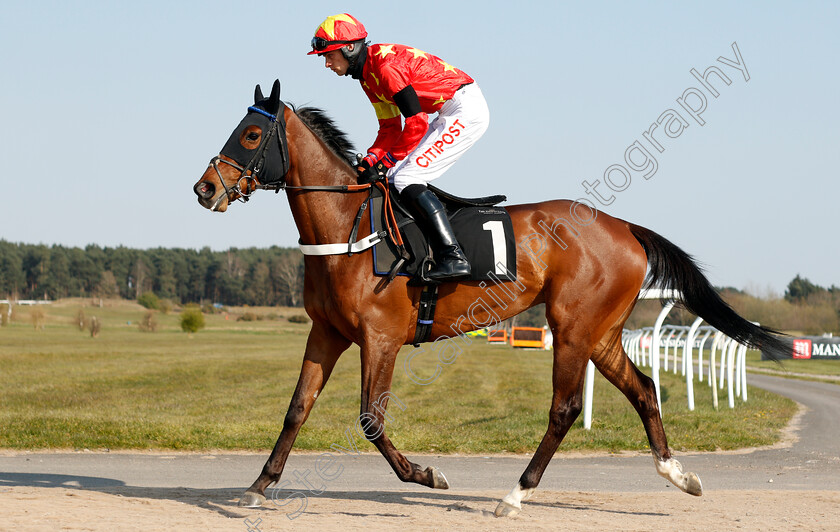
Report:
365,82,429,169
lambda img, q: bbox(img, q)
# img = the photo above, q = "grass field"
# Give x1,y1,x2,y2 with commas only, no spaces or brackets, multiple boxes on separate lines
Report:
746,350,840,381
0,299,797,453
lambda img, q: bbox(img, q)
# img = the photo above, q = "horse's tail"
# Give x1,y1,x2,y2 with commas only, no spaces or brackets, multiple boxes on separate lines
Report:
629,223,788,361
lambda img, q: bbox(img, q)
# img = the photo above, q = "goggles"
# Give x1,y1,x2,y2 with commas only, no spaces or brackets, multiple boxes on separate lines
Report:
311,36,358,52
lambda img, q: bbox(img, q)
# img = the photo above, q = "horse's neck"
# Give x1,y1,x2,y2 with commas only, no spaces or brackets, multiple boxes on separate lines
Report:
283,110,364,246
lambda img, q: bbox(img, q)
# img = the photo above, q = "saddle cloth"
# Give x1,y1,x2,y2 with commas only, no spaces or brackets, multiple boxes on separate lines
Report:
369,184,517,283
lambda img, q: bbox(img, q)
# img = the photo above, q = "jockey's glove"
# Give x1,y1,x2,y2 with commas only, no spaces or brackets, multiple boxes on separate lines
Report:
356,159,387,184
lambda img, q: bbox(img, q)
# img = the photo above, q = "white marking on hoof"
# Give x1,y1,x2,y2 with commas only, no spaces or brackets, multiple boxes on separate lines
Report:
426,466,450,489
495,483,535,517
494,500,520,517
238,491,266,507
655,457,703,496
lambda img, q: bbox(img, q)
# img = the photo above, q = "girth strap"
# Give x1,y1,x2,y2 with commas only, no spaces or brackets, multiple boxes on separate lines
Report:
412,284,439,346
294,181,407,265
299,231,386,256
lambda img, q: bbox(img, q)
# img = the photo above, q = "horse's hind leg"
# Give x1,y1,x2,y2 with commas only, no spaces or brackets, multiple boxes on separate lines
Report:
591,330,702,496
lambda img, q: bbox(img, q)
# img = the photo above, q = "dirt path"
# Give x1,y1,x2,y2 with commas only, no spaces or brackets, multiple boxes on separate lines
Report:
1,374,838,531
2,486,837,531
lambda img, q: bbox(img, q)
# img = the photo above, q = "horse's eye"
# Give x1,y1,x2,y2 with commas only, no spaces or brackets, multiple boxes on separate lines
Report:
247,132,260,141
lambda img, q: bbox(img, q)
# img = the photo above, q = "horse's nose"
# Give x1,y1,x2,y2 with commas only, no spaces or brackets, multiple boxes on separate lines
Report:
194,181,215,200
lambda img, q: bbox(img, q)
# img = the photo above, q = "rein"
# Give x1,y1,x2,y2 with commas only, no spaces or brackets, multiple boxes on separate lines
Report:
210,103,407,264
207,156,372,211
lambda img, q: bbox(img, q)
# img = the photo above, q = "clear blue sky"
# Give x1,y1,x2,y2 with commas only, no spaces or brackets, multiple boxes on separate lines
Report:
1,1,837,295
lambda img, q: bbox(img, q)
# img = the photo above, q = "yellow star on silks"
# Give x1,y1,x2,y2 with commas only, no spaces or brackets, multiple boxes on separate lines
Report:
438,60,456,72
376,93,391,104
406,47,428,60
369,72,380,86
433,96,446,106
376,44,397,59
319,13,357,39
362,81,370,90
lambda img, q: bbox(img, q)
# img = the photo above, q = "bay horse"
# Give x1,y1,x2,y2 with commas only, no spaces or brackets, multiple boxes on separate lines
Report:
193,81,785,517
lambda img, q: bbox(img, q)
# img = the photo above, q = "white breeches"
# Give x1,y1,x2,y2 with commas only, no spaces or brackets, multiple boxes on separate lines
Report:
389,82,490,192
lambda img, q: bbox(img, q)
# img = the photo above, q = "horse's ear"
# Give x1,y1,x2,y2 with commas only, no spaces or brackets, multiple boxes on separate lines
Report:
266,79,282,115
254,84,264,104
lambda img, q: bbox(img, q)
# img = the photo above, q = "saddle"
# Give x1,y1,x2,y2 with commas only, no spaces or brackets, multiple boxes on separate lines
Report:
369,183,518,284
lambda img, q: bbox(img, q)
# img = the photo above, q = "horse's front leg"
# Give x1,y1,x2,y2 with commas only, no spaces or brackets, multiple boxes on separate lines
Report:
239,321,350,507
495,337,590,517
357,337,450,490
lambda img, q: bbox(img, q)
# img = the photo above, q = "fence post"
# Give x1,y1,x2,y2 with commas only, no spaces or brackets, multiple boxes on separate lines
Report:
685,318,703,411
710,332,723,410
651,301,675,414
726,339,737,409
739,343,748,402
583,360,595,430
673,329,686,375
697,329,712,383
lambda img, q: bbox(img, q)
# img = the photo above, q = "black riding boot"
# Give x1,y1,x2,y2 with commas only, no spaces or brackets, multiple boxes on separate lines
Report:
403,185,471,281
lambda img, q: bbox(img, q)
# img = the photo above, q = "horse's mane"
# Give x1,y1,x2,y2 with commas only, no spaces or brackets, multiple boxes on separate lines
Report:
291,105,356,168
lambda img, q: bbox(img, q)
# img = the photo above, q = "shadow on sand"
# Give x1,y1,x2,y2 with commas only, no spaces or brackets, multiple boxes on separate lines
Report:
0,472,667,520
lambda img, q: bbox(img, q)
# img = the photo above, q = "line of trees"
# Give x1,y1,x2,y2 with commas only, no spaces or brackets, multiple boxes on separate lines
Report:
0,241,304,307
625,275,840,335
512,275,840,335
516,276,839,335
1,240,837,333
725,275,840,335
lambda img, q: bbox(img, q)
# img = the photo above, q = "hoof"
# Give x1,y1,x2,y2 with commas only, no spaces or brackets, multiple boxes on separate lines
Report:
685,472,703,496
238,491,266,507
426,466,450,489
656,457,703,496
494,500,520,517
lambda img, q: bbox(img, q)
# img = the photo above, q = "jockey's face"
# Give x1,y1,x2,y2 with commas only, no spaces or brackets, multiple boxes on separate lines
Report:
323,47,351,76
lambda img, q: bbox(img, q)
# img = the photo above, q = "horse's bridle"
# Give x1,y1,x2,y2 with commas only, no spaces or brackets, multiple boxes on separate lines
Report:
207,101,407,267
207,105,289,211
207,105,376,211
207,156,270,211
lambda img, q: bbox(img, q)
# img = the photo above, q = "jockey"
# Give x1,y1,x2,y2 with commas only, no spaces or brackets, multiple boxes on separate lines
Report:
308,13,490,281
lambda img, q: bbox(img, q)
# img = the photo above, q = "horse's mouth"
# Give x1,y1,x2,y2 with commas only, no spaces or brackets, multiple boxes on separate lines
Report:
204,194,229,212
194,182,228,212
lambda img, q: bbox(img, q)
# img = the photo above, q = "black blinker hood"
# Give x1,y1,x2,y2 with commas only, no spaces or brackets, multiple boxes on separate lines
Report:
219,79,290,185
